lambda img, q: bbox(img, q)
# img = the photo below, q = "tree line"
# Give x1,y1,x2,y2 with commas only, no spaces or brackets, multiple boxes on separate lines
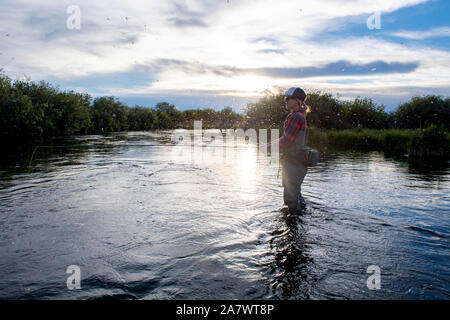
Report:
0,72,243,143
1,71,449,145
244,90,450,131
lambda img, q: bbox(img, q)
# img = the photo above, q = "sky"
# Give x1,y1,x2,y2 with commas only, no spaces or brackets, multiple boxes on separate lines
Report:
0,0,449,112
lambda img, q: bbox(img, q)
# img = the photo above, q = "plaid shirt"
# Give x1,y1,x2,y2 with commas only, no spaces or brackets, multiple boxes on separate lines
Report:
277,109,307,149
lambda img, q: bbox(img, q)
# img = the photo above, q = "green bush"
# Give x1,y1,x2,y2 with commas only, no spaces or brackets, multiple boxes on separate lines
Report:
305,126,328,149
409,124,449,158
306,90,347,129
91,97,129,133
243,91,287,129
156,111,172,129
393,95,450,129
380,130,412,155
341,97,388,129
327,129,381,150
127,106,158,130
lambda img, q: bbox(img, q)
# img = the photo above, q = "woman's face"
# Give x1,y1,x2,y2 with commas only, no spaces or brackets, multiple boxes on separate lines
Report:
285,98,300,110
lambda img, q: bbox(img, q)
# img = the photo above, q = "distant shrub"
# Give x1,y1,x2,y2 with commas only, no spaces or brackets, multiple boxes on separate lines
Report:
276,123,449,159
306,90,347,130
409,124,449,158
306,126,328,149
341,97,388,129
380,130,412,155
393,95,450,129
327,129,380,150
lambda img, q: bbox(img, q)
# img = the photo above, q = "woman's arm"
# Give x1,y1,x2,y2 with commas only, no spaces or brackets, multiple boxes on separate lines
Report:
270,112,306,150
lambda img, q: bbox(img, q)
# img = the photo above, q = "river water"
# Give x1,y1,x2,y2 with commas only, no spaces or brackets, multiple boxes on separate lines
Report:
0,131,449,299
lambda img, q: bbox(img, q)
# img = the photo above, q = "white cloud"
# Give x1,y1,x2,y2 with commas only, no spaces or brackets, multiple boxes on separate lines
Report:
1,0,448,108
390,27,450,39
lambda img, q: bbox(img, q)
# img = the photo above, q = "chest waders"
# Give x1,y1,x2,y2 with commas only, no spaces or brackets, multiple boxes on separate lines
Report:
281,127,308,212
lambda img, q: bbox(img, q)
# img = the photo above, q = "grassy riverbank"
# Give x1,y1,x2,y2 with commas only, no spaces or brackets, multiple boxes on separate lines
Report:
307,124,450,158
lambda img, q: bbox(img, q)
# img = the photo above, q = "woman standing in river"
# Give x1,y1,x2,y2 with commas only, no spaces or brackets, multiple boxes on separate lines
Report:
270,87,309,214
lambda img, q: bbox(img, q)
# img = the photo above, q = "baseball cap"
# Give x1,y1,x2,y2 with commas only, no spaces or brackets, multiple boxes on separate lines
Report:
283,87,306,101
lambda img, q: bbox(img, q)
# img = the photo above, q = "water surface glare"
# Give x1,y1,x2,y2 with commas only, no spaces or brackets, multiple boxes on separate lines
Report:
0,131,449,299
